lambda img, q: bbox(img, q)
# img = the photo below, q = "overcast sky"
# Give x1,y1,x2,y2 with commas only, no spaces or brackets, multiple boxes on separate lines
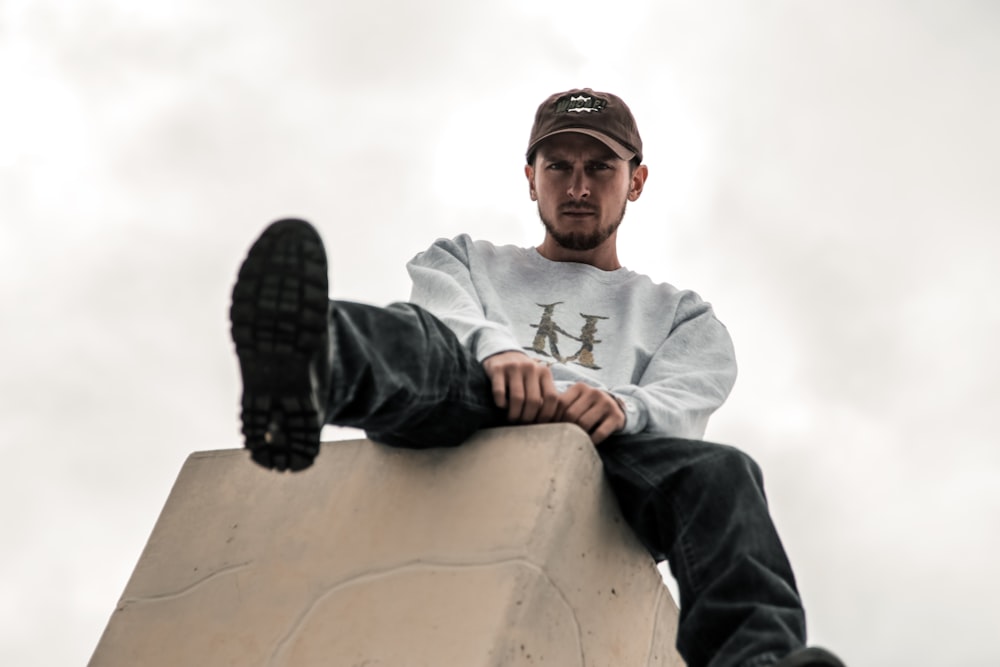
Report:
2,1,998,665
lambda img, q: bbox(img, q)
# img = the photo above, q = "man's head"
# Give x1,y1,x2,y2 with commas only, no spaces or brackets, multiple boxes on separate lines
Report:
525,89,647,266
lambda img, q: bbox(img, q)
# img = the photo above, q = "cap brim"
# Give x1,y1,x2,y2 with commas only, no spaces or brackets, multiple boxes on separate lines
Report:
529,128,636,162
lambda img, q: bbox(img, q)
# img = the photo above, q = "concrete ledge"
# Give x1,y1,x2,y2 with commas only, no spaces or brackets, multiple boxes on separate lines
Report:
90,424,684,666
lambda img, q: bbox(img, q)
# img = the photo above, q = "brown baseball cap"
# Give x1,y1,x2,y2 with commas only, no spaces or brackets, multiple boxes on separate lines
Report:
526,88,643,164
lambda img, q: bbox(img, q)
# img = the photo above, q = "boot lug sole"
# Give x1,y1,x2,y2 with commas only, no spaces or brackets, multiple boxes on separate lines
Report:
230,219,329,471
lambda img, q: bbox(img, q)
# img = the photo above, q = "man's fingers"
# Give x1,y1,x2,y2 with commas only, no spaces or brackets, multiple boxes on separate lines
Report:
556,383,625,444
505,370,526,421
536,389,560,423
490,370,508,409
573,404,619,445
556,383,586,422
533,369,560,422
482,351,558,423
572,404,601,435
501,364,528,422
520,374,548,423
589,418,618,445
516,362,558,423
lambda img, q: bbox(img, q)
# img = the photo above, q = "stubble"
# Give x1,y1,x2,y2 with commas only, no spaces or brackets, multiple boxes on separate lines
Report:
539,200,628,252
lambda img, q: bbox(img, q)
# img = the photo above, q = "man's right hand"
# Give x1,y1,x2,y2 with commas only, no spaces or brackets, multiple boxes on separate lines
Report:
481,351,560,424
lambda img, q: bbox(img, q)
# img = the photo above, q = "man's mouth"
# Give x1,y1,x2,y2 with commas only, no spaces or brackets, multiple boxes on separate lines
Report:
560,206,597,217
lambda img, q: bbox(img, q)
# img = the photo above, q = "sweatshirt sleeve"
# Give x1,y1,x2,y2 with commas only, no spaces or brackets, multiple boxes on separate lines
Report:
406,235,524,361
610,293,737,439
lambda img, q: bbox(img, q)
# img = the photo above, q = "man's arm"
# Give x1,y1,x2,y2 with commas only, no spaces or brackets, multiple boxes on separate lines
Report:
608,293,737,440
407,235,523,361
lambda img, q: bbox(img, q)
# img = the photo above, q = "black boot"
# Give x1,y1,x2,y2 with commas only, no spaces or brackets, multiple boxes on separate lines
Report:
230,219,331,471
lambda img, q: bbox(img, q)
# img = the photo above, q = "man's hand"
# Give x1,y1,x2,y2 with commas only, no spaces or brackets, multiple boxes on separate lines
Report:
555,383,626,445
481,353,625,444
482,351,560,424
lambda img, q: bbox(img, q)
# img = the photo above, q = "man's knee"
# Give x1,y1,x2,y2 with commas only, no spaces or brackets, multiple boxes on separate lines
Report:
690,442,765,496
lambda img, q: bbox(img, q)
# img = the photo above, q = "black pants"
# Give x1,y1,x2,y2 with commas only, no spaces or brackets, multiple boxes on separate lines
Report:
325,300,806,667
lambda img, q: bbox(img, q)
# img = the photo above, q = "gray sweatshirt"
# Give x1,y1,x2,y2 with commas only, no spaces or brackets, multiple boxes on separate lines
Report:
406,234,737,439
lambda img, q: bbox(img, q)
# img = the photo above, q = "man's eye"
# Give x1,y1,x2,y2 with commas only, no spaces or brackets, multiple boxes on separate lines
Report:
587,163,611,171
547,163,569,170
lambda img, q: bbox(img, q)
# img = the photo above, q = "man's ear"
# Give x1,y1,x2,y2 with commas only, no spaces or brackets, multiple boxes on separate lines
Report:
525,164,537,201
628,164,649,202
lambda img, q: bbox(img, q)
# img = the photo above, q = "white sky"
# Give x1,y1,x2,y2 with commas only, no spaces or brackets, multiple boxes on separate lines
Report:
2,1,998,665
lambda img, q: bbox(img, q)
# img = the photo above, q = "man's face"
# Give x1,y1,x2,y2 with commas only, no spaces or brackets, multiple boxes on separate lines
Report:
526,133,644,253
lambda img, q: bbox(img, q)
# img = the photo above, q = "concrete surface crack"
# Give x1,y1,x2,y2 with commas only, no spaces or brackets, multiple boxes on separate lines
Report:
267,555,584,666
117,561,252,608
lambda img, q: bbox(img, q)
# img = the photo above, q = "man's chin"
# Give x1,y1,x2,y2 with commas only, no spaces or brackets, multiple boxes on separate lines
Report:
540,206,623,253
549,231,603,252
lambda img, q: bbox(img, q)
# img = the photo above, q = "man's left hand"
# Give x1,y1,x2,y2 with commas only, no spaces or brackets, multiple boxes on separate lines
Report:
555,383,626,445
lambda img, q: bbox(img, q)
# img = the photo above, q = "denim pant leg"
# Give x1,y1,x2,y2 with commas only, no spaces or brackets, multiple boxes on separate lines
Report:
598,434,806,667
322,300,505,448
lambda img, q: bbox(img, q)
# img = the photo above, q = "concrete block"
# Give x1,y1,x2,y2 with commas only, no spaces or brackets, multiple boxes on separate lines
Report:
90,424,684,666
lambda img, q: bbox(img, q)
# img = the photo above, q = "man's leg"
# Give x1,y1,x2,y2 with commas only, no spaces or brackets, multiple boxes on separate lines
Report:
324,299,504,448
598,434,807,667
230,219,502,471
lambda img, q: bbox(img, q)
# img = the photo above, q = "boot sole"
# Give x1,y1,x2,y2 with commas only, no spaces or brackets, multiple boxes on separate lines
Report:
230,219,329,471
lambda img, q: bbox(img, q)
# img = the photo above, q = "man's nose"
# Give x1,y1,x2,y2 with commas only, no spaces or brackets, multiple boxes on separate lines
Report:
567,168,590,199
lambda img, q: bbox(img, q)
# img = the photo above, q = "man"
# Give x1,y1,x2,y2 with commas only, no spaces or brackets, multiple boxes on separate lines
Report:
229,88,845,667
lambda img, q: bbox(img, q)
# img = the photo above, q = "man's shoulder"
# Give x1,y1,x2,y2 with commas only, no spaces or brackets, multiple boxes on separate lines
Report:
617,269,717,313
617,267,681,295
427,234,528,260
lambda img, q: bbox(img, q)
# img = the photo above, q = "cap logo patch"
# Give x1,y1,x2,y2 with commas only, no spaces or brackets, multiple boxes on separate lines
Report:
554,94,607,114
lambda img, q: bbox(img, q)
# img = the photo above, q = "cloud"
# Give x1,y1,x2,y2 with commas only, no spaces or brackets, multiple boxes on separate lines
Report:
3,1,999,665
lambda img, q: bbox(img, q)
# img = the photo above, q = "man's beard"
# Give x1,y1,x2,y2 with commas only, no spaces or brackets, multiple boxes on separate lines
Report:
539,201,627,252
